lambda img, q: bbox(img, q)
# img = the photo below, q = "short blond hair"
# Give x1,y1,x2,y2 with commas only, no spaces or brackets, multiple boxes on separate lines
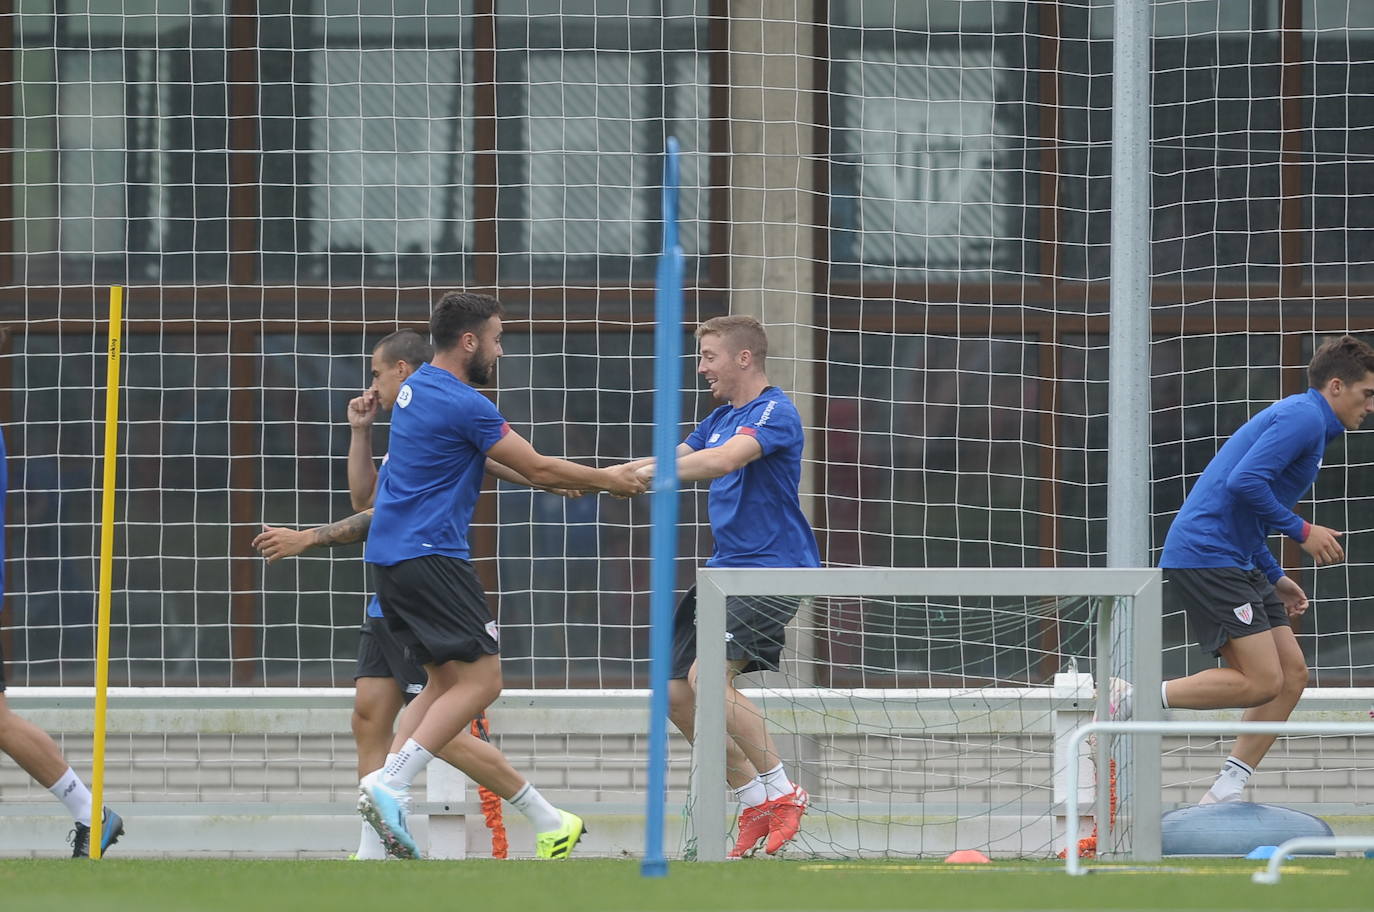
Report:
696,315,768,367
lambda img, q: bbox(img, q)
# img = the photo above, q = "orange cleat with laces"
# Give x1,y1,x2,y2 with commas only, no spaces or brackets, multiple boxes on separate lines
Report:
764,787,808,855
728,802,774,858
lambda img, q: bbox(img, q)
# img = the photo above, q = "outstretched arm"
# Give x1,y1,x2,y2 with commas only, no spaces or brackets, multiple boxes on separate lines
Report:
484,457,581,498
253,509,374,564
635,437,760,484
486,429,645,497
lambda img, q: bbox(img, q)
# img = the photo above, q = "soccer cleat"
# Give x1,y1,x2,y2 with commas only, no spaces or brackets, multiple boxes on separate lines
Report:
535,809,586,859
764,786,808,855
358,781,419,860
1091,676,1134,722
727,802,774,859
1108,677,1134,721
69,807,124,858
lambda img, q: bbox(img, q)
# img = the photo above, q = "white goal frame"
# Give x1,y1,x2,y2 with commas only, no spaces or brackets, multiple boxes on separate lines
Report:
690,567,1164,862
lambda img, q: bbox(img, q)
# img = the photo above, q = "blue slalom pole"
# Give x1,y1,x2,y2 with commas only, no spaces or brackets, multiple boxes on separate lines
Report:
642,137,683,878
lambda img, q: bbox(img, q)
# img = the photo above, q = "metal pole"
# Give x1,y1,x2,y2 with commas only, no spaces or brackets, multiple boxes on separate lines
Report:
1107,1,1152,567
1107,0,1155,864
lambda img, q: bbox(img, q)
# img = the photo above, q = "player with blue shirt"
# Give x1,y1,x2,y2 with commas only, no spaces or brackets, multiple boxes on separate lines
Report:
630,315,820,858
1159,334,1374,805
260,328,565,860
258,294,645,859
0,431,124,857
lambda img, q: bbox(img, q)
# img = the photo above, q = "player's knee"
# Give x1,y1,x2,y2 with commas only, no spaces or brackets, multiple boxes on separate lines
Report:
1241,676,1282,707
474,667,503,707
1282,664,1309,698
350,705,387,740
667,689,692,721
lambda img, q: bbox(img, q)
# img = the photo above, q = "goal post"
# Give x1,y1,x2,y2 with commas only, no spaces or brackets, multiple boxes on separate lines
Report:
690,566,1163,862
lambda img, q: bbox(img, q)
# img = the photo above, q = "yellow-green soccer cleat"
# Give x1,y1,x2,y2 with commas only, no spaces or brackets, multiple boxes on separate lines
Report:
535,810,586,859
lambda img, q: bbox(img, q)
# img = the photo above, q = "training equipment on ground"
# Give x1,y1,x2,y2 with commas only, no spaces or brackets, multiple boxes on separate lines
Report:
1162,802,1333,857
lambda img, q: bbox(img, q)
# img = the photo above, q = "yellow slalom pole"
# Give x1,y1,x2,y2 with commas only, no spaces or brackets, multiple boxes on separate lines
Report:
91,286,123,859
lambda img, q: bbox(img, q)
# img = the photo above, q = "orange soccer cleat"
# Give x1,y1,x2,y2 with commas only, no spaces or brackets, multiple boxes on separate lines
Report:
764,786,809,855
728,802,774,858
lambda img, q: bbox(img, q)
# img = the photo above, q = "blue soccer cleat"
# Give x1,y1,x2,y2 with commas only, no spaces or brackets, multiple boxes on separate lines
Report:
358,781,419,860
70,807,125,858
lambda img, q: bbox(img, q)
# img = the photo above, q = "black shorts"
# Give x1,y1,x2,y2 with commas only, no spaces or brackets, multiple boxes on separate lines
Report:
373,555,499,666
1165,566,1289,657
0,639,7,693
354,614,427,701
670,586,800,680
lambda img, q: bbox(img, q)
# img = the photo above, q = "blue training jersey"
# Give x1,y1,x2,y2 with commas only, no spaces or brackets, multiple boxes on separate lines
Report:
364,363,509,566
1160,388,1345,582
685,386,820,568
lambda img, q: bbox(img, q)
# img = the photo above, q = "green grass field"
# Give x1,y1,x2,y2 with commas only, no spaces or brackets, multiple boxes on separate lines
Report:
2,857,1372,912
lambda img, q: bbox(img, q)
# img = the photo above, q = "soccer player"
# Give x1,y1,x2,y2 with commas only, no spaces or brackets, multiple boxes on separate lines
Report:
258,292,644,859
345,327,583,859
630,315,820,858
0,432,124,857
1159,334,1374,804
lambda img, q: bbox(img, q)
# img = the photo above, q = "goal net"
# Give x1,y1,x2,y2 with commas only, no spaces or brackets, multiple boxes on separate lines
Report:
3,0,1373,858
685,567,1162,861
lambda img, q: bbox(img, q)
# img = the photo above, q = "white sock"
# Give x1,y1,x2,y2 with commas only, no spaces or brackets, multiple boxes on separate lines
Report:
379,739,433,790
1160,681,1171,710
508,782,563,833
355,817,387,859
48,768,93,827
732,777,768,809
1201,756,1254,804
1220,756,1254,779
757,763,795,802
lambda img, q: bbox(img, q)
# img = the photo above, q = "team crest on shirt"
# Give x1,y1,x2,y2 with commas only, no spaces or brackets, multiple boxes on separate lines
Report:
485,620,500,643
1233,603,1254,625
397,384,413,408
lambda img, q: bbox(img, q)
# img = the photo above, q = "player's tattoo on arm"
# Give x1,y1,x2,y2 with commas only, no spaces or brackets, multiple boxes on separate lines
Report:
309,509,373,547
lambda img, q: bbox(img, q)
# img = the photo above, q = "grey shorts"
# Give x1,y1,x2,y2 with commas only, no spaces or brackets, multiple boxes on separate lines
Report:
354,614,427,701
670,586,800,679
1165,566,1289,657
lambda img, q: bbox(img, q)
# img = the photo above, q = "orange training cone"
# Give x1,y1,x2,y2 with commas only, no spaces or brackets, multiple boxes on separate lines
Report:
943,849,991,864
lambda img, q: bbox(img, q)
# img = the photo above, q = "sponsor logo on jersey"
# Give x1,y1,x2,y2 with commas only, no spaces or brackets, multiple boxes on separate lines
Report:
397,384,413,408
709,432,721,443
1234,603,1253,625
756,399,777,425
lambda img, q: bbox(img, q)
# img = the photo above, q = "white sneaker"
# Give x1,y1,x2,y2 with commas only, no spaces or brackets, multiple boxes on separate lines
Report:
1092,677,1134,721
1108,677,1134,720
